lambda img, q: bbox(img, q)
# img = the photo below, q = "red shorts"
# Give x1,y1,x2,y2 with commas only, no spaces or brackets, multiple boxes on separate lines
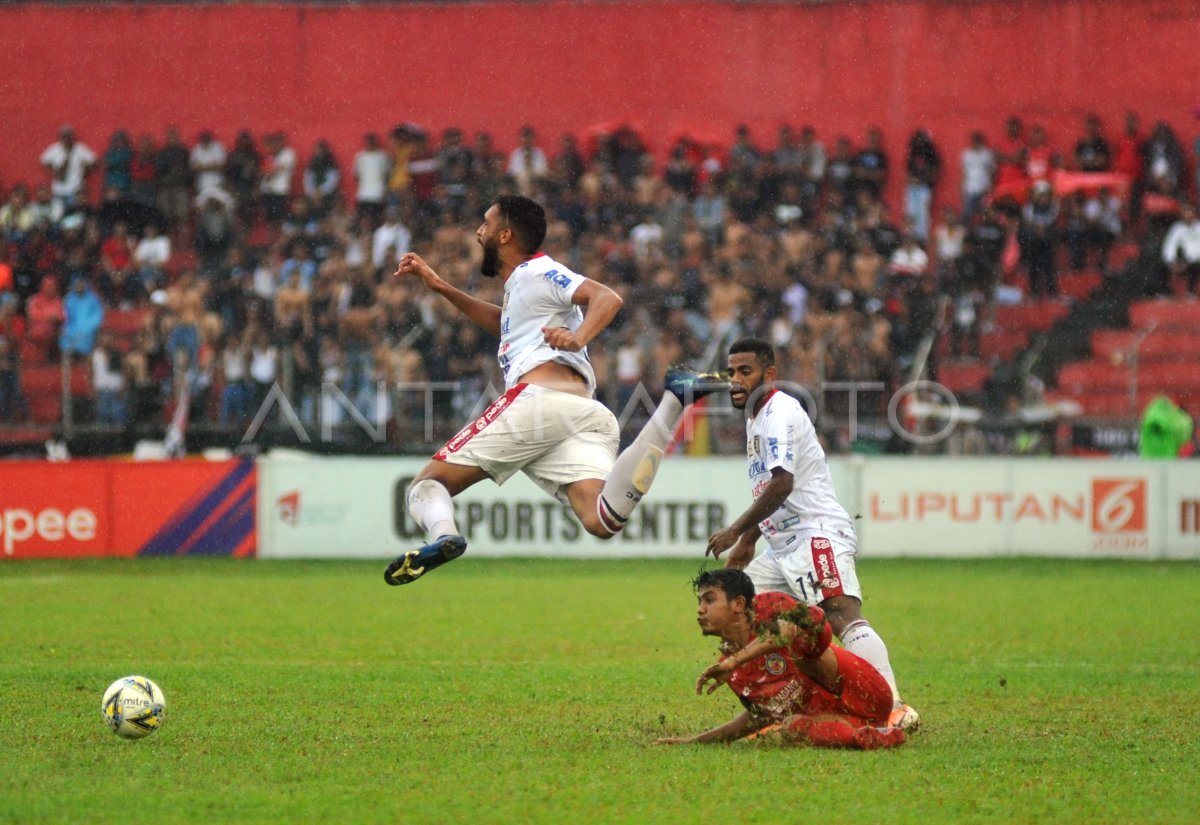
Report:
804,646,893,726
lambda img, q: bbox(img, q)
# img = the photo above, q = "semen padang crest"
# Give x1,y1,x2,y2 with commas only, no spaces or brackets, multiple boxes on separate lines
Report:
764,652,787,675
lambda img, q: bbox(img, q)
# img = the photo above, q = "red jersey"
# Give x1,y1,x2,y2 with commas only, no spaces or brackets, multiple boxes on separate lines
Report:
1115,135,1143,179
995,136,1028,188
1026,145,1057,182
724,592,892,726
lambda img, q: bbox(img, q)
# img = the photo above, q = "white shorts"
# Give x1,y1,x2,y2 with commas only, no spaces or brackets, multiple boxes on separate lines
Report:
434,383,619,499
744,530,863,606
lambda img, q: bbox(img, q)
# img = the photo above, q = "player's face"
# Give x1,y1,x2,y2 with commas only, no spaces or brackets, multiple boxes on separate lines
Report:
726,352,774,410
477,204,506,278
696,586,737,637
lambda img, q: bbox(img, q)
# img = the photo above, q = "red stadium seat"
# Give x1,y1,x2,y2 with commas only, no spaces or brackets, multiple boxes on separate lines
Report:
994,301,1070,334
1057,360,1131,392
1090,330,1139,361
1092,329,1200,362
1109,242,1139,269
1046,388,1200,418
18,364,89,397
1059,272,1102,301
1128,299,1200,330
27,394,62,424
102,308,150,337
937,362,990,394
20,365,62,396
1141,362,1200,391
68,364,91,396
979,330,1028,361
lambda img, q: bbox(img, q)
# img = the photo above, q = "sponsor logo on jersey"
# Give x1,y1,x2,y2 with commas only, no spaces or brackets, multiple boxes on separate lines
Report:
811,537,845,598
436,388,521,458
759,679,804,719
443,426,474,454
483,394,510,423
768,437,779,461
541,269,573,289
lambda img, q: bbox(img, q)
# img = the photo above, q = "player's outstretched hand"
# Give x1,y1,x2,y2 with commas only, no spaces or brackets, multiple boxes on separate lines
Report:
706,526,740,559
542,326,583,352
696,658,736,695
394,252,441,289
723,534,756,570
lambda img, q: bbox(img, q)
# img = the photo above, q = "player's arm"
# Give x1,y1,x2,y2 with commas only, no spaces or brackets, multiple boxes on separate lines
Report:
695,623,802,696
724,525,761,570
654,711,757,745
395,252,501,336
706,468,793,558
542,278,623,352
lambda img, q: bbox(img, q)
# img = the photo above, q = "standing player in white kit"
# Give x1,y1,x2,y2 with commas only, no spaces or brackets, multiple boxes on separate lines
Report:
706,337,920,731
384,195,724,586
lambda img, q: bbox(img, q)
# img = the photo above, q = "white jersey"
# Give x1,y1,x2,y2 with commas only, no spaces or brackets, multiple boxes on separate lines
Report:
747,389,854,552
498,253,596,395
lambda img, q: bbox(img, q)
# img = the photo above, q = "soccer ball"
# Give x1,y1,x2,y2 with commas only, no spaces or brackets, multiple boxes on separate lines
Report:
101,676,166,740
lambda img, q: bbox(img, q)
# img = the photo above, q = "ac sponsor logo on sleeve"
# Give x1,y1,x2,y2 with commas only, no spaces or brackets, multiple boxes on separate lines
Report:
541,269,573,289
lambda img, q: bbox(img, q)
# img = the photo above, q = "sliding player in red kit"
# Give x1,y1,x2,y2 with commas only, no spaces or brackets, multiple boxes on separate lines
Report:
656,569,905,749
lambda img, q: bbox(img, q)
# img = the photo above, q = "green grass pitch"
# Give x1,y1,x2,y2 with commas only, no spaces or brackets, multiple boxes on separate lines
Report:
1,557,1198,824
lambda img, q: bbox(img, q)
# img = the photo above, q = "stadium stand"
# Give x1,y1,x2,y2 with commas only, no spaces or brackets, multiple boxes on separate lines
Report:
2,106,1199,458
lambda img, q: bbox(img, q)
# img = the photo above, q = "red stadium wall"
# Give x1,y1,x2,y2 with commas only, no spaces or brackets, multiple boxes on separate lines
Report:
2,1,1199,207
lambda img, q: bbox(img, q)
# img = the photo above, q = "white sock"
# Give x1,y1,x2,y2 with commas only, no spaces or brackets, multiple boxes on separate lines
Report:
407,479,459,543
596,394,684,534
840,619,902,704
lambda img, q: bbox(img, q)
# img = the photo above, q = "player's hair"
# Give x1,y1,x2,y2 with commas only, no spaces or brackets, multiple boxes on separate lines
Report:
493,194,547,254
692,568,755,608
729,337,776,368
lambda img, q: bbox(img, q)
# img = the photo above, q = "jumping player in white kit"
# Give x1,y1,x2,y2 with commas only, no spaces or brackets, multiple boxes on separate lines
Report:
384,195,724,586
705,337,920,731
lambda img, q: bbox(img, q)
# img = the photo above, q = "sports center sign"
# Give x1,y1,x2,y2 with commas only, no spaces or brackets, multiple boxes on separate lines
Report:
257,456,754,559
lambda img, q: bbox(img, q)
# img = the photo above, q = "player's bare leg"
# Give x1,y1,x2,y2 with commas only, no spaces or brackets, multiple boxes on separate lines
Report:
590,368,728,537
822,594,920,731
562,478,612,538
383,460,489,586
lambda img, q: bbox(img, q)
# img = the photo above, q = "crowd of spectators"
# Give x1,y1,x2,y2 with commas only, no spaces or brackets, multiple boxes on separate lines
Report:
2,113,1200,449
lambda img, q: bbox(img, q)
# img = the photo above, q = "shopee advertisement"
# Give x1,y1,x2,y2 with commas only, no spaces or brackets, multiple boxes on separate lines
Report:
111,461,255,557
0,460,254,558
0,463,108,558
